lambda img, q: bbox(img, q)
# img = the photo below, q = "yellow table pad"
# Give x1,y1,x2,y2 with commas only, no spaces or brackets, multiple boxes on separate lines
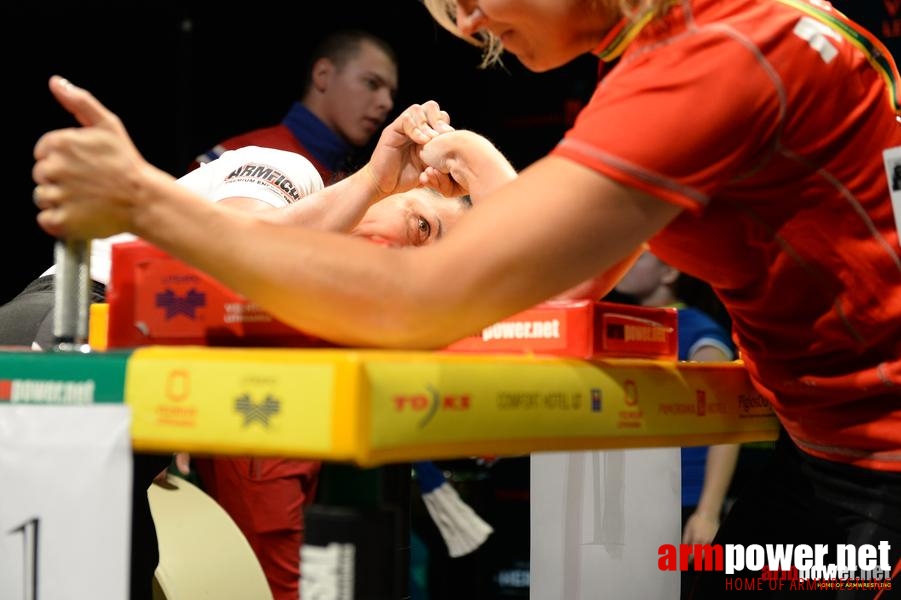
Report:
124,347,777,466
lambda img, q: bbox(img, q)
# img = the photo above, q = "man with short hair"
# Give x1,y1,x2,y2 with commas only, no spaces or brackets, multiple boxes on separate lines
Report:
190,29,398,185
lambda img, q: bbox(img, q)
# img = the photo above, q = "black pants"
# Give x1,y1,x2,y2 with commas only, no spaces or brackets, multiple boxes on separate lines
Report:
689,431,901,598
0,275,168,599
0,274,106,347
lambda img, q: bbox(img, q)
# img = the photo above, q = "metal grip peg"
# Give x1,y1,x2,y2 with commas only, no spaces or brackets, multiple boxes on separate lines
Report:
53,238,92,352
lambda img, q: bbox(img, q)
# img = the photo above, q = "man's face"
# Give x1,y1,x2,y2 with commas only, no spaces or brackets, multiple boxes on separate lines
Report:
321,40,398,147
352,189,469,247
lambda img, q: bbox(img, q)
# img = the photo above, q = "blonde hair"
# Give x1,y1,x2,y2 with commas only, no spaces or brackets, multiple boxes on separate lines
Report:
422,0,671,67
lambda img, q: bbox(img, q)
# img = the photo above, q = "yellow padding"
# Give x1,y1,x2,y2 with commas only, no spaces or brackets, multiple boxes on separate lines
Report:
125,347,778,466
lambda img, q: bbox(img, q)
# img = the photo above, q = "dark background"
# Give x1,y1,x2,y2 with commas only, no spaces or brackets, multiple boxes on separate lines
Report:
2,1,895,306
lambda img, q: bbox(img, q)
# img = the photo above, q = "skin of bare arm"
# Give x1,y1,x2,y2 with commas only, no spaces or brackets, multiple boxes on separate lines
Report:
550,249,645,301
682,443,741,546
680,343,740,547
249,167,398,232
33,76,683,348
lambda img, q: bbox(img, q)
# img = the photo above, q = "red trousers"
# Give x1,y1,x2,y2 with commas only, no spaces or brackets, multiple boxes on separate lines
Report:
193,457,321,600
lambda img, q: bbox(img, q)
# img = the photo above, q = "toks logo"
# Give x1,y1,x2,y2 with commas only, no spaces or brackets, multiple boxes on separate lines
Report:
393,384,471,428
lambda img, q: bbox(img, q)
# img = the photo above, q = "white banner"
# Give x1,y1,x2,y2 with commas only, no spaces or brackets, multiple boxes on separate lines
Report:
531,449,680,600
0,404,132,600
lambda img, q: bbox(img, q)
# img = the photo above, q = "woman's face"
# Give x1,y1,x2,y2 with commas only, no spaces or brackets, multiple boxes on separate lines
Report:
454,0,614,71
351,189,469,247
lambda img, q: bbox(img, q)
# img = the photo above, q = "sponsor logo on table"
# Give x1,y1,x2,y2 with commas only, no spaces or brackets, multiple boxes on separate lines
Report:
738,392,772,418
617,379,643,429
495,390,585,412
235,393,281,427
0,378,95,404
393,385,471,428
481,318,560,342
156,369,197,427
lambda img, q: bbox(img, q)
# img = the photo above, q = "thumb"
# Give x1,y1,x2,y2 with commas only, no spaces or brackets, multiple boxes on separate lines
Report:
48,75,121,131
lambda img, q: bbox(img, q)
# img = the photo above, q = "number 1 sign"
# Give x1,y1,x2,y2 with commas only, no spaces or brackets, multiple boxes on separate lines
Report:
0,404,131,600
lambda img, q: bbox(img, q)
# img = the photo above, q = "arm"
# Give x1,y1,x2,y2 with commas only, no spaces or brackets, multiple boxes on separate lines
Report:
682,443,740,546
681,341,740,546
250,168,393,232
550,249,644,301
33,76,683,348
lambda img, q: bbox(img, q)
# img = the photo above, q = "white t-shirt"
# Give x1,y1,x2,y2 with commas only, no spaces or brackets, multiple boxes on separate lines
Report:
42,146,324,285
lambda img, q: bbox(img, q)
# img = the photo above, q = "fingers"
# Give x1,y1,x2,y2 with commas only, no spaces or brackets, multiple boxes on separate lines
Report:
31,184,60,210
36,207,66,239
48,75,125,133
32,139,68,181
419,167,440,189
32,183,69,238
399,100,454,144
419,167,463,197
422,100,454,133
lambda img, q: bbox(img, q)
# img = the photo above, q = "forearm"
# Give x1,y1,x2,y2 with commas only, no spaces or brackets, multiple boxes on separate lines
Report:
694,444,740,518
255,167,385,232
553,246,644,301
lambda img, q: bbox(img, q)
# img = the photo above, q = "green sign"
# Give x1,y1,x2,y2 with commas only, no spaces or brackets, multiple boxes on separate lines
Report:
0,350,131,405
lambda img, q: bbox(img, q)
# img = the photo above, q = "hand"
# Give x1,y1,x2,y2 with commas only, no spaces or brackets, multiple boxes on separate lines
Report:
419,165,470,198
681,510,720,547
418,130,517,201
364,101,454,198
32,75,158,240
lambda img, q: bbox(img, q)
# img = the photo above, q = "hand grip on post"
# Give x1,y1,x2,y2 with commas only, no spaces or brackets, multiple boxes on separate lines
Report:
53,238,92,353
